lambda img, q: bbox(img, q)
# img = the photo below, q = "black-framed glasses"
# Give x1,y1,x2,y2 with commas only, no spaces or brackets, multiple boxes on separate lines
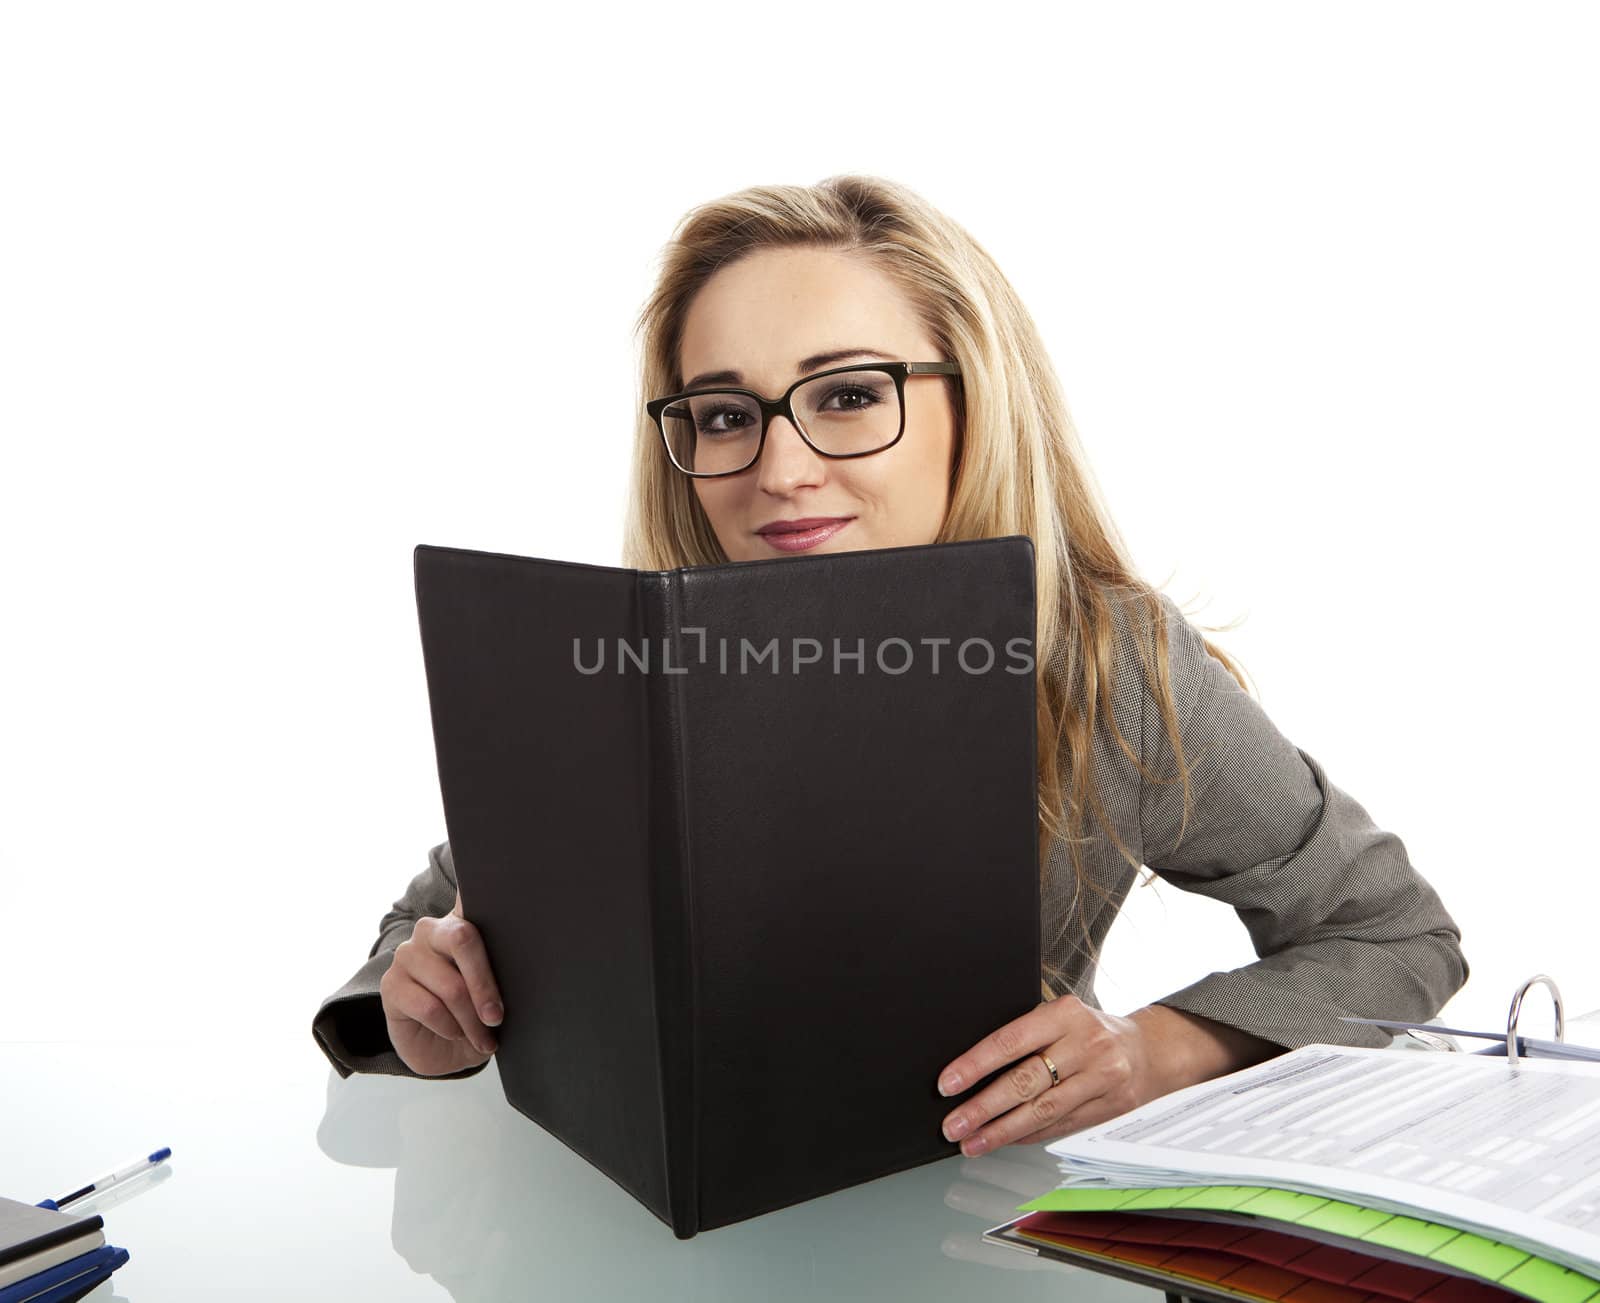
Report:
646,360,963,478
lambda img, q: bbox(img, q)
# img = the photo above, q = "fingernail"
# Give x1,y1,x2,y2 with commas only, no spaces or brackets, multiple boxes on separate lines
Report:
944,1114,969,1141
482,1002,502,1025
938,1072,961,1096
962,1134,989,1156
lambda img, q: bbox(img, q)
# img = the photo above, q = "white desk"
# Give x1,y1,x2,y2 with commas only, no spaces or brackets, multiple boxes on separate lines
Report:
3,1040,1148,1301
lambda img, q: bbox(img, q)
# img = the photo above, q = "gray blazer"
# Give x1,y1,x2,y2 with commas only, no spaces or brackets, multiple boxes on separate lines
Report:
311,590,1467,1080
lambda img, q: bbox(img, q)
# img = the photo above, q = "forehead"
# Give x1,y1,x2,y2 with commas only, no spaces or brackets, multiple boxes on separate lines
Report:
677,246,930,385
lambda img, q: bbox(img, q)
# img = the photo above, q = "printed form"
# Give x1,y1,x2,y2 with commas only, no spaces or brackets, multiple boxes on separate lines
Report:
1046,1045,1600,1277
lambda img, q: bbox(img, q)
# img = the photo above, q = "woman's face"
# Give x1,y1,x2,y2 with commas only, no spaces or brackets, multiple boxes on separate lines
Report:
676,246,959,561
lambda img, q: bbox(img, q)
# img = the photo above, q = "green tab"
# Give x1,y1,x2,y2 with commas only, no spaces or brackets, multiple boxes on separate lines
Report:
1013,1182,1600,1303
1016,1184,1274,1214
1017,1187,1143,1213
1500,1257,1600,1303
1123,1187,1189,1210
1235,1189,1330,1222
1167,1186,1228,1207
1430,1234,1531,1282
1296,1200,1393,1239
1180,1185,1270,1211
1363,1214,1466,1256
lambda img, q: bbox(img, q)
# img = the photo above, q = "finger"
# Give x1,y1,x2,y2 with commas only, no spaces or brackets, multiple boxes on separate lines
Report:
966,1062,1122,1154
942,1051,1055,1143
404,942,498,1055
423,915,505,1027
382,964,469,1046
1010,1088,1134,1149
1010,1119,1063,1148
936,998,1082,1098
963,1079,1104,1154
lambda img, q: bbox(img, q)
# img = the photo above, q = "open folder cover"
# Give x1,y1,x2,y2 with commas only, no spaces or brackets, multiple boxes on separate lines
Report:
413,535,1042,1238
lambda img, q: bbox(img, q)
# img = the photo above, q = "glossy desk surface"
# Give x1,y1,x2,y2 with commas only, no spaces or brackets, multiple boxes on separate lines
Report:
3,1040,1141,1302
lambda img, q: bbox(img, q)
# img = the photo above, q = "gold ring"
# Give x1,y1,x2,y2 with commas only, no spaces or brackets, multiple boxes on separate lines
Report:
1038,1052,1060,1087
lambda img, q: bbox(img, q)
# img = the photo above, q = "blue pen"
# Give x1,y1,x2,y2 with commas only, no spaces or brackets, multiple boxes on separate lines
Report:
36,1147,172,1211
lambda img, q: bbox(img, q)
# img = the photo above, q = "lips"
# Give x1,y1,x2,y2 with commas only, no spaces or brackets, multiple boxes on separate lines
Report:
756,516,854,536
755,517,854,553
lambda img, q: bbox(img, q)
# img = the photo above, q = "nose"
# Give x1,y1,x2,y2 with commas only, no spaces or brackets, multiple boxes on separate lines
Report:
755,413,826,494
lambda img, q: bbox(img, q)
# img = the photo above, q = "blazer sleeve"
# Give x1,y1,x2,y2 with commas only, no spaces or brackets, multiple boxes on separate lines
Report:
1138,595,1469,1051
311,839,490,1080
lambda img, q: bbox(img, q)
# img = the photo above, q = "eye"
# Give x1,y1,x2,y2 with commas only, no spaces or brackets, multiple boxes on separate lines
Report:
696,404,755,437
818,383,886,412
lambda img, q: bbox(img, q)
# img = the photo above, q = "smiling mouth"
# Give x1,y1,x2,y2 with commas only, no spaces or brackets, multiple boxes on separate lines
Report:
753,518,855,551
756,516,853,536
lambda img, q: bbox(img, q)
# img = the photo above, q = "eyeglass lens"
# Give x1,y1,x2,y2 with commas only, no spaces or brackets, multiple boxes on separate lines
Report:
661,368,901,475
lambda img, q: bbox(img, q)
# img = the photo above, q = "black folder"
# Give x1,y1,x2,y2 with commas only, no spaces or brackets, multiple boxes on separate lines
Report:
413,534,1042,1238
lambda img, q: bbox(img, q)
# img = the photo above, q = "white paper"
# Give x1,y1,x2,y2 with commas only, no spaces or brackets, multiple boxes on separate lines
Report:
1044,1044,1600,1278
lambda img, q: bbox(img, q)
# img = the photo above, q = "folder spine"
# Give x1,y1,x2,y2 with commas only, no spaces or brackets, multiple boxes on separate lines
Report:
641,568,700,1238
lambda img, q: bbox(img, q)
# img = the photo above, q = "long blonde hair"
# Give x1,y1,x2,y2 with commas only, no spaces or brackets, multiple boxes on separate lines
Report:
621,174,1251,995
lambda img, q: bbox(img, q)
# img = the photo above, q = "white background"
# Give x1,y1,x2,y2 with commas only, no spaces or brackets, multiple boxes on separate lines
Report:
3,2,1595,1054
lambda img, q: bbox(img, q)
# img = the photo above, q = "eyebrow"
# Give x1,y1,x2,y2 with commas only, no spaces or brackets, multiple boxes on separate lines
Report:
681,347,899,393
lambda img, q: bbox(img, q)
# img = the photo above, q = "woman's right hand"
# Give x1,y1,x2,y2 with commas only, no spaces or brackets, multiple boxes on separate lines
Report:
380,887,505,1077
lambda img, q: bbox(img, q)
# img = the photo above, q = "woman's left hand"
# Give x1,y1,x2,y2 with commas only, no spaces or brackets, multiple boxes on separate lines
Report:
935,996,1180,1155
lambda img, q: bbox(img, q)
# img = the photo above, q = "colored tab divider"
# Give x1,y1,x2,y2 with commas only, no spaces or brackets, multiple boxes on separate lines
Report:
1016,1185,1600,1303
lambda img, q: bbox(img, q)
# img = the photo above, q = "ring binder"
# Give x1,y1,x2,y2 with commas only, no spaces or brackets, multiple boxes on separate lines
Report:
1341,972,1594,1064
1505,973,1565,1065
985,1035,1600,1297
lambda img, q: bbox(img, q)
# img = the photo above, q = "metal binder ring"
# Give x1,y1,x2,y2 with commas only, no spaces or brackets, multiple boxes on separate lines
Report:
1506,973,1565,1065
1038,1052,1060,1087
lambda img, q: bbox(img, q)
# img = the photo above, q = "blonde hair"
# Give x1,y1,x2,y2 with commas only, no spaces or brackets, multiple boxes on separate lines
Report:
622,174,1251,998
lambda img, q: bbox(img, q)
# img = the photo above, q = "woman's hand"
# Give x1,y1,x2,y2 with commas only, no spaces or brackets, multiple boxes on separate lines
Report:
934,997,1277,1155
379,887,505,1078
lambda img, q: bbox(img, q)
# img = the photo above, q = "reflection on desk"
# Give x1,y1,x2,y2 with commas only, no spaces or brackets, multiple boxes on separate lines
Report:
2,1042,1149,1302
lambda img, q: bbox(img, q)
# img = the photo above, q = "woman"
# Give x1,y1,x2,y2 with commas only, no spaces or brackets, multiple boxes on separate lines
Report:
311,175,1467,1158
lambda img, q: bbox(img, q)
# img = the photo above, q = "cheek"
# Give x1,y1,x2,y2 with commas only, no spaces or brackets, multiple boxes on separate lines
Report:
692,481,748,554
889,434,954,509
694,481,735,521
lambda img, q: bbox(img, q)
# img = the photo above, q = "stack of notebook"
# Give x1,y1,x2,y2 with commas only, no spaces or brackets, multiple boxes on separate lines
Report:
0,1198,129,1303
985,1040,1600,1303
